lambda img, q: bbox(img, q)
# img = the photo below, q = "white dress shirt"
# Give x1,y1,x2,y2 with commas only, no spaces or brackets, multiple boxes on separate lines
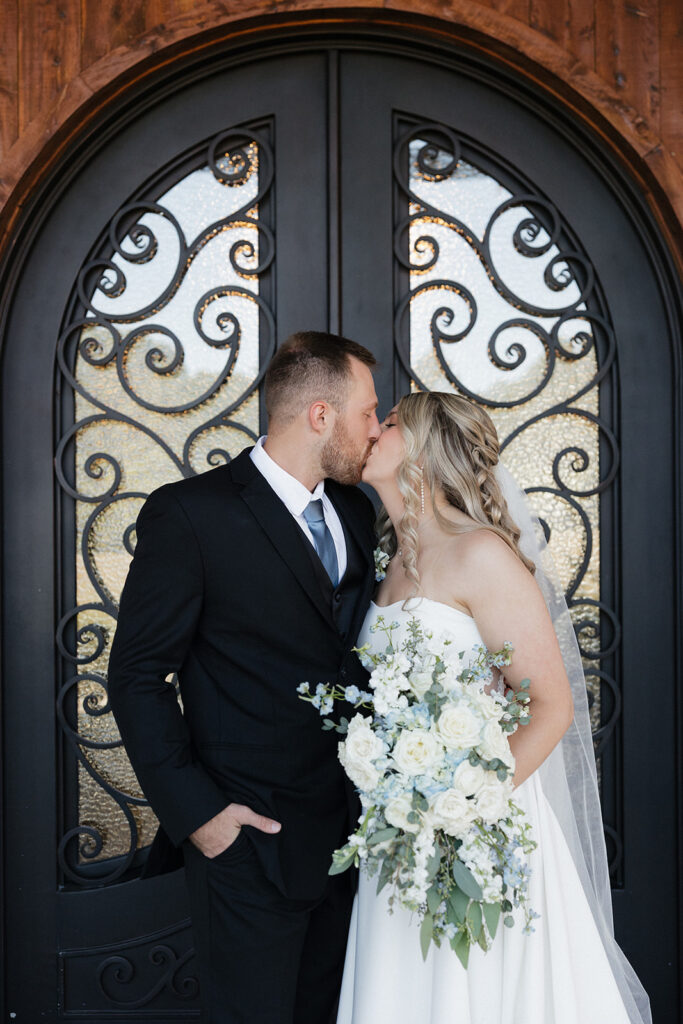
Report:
249,436,347,580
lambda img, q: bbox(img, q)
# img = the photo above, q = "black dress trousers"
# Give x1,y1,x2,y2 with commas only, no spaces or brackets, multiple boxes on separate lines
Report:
183,829,355,1024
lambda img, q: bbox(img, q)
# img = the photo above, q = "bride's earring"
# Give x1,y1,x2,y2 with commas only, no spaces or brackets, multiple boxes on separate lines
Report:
420,471,425,515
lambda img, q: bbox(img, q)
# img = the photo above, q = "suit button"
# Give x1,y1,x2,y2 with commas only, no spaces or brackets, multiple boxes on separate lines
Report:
340,668,348,681
334,593,341,604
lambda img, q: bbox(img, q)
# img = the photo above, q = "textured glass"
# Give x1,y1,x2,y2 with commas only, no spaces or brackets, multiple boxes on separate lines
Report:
68,143,264,865
405,141,603,734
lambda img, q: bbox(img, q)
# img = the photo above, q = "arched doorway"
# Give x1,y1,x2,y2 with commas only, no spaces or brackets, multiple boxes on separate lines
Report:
1,21,680,1022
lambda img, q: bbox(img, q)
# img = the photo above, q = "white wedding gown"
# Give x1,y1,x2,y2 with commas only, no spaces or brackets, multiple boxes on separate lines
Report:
336,598,632,1024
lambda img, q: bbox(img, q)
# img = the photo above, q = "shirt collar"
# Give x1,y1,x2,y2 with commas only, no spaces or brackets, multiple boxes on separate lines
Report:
250,436,325,517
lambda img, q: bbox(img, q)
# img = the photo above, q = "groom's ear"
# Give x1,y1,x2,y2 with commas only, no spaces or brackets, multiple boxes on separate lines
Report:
308,400,333,435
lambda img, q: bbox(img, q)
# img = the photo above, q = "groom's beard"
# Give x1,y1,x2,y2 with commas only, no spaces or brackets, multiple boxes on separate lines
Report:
321,419,373,486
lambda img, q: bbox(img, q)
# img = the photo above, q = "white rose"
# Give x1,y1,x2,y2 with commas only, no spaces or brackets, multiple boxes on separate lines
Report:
344,714,385,762
384,792,420,833
407,669,434,700
340,757,381,793
474,690,505,721
478,719,513,765
475,777,513,823
392,728,444,776
452,760,488,797
338,715,385,793
435,701,483,750
428,788,476,837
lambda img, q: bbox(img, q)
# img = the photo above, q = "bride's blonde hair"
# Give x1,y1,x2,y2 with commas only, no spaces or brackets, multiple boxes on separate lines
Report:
376,391,535,595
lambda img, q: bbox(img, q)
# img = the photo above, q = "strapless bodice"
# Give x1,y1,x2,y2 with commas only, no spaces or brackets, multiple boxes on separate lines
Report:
359,597,485,661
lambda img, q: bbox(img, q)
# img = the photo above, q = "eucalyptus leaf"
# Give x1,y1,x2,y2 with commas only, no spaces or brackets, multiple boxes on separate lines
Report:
328,850,356,875
452,860,484,901
376,858,394,894
452,931,470,970
426,849,442,881
412,791,429,812
483,902,501,940
427,885,441,916
467,900,483,940
504,915,515,928
420,913,434,961
449,886,469,924
367,827,399,846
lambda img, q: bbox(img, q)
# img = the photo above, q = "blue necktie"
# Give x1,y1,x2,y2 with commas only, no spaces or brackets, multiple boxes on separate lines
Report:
302,499,339,587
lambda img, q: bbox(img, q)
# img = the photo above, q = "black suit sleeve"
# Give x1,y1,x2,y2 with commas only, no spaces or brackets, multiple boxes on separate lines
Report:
108,486,227,846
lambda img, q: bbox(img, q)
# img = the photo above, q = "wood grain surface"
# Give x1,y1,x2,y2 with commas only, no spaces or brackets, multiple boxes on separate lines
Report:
0,0,680,255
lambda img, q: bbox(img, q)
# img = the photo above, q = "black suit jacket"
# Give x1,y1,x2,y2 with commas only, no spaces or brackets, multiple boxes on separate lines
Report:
108,449,376,900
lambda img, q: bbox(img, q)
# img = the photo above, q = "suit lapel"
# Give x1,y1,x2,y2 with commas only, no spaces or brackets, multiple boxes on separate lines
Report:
327,482,377,643
326,482,375,573
228,450,335,628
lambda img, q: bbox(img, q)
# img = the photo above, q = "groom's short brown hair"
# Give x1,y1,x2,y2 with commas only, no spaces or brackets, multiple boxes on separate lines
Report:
265,331,376,426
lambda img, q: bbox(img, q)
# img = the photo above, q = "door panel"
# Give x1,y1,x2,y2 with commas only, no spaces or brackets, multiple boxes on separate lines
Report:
3,53,329,1020
339,50,677,1016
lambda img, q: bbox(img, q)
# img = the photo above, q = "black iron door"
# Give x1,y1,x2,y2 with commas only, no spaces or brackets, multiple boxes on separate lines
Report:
2,32,680,1023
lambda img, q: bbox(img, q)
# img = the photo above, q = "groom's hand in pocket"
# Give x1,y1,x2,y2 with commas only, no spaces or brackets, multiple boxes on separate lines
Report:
189,803,282,859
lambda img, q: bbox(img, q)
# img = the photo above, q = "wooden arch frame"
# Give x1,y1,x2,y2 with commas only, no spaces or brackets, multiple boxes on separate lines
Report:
0,3,681,275
0,9,681,1019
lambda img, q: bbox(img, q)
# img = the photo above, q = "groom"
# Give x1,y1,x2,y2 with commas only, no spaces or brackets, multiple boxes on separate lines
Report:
108,331,381,1023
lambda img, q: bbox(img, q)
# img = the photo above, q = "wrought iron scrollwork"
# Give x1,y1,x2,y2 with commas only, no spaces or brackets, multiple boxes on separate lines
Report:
60,920,199,1013
98,944,199,1008
56,123,275,885
393,120,622,875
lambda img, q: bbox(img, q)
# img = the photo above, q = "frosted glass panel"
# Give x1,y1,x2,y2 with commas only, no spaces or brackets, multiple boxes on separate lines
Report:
394,128,618,749
56,128,274,883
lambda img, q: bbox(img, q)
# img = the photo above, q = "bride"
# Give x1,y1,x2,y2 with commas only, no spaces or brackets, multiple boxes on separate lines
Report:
337,391,651,1024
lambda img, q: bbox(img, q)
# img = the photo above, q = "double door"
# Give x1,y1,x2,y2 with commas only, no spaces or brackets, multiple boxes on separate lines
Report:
2,40,678,1020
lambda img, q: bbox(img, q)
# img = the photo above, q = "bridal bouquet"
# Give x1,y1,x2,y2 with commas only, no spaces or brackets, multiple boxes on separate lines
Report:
298,615,537,968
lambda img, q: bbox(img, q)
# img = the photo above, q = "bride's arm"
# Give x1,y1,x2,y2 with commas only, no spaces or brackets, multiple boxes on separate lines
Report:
455,530,574,787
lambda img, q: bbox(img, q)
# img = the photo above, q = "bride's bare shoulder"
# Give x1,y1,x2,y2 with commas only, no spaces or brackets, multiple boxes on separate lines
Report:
450,527,529,580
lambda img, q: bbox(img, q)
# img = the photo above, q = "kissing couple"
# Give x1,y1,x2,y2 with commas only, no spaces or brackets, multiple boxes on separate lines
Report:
109,331,650,1024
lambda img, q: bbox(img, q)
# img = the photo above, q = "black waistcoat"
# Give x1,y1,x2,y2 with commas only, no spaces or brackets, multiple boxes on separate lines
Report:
301,508,369,644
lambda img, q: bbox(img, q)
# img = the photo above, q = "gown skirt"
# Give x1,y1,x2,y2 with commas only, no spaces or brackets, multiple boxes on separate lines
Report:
336,599,632,1024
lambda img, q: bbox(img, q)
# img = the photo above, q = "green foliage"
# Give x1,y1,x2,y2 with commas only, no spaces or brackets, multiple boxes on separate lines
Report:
427,884,441,916
376,857,395,894
426,848,442,882
448,886,469,924
467,900,483,941
451,930,470,970
452,860,484,901
328,847,357,875
483,902,501,941
420,913,434,961
367,827,399,847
